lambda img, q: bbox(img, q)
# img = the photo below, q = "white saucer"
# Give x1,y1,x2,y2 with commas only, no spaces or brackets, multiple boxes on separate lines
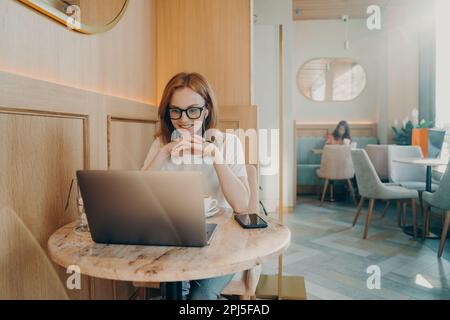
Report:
205,207,220,218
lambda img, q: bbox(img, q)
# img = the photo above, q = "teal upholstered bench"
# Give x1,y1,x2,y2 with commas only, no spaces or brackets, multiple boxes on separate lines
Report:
296,136,379,194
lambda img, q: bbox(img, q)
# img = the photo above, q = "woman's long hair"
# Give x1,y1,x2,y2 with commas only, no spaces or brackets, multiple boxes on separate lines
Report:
157,72,218,145
332,120,351,141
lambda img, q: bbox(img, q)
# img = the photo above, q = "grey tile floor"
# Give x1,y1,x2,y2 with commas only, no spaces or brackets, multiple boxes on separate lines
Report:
261,196,450,300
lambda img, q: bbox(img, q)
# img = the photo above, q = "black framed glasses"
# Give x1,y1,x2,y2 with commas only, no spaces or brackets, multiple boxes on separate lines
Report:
168,105,206,120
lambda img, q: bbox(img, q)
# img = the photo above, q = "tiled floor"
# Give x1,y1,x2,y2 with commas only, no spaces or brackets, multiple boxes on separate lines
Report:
262,196,450,300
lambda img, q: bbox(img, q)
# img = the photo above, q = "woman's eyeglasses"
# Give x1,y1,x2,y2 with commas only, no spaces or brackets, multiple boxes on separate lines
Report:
168,105,206,120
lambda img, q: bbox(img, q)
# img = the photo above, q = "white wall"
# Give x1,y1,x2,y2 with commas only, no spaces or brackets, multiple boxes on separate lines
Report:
292,19,384,127
253,0,432,210
253,0,294,210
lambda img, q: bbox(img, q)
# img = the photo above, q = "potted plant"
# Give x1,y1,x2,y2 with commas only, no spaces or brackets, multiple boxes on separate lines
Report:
391,109,434,146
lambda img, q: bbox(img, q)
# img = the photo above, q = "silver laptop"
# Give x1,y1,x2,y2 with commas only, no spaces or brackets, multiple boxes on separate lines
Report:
76,170,217,247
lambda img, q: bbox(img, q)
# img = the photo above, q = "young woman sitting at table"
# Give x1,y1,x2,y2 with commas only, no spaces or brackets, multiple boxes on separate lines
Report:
141,72,250,300
326,120,352,145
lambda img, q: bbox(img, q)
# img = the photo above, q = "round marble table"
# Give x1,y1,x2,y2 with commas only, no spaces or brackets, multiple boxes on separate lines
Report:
48,209,290,299
393,157,448,192
393,157,448,239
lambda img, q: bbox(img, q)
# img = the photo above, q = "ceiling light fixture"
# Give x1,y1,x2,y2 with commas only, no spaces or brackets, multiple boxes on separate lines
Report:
341,15,350,50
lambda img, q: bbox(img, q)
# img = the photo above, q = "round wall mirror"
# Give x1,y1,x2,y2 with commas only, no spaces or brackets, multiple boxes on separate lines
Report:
297,58,367,102
18,0,129,34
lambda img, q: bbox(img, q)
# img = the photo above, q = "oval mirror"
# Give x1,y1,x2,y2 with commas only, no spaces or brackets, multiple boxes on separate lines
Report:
297,58,367,102
18,0,129,34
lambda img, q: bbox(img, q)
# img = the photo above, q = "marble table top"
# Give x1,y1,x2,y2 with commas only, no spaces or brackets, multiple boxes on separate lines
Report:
48,210,290,283
393,157,449,167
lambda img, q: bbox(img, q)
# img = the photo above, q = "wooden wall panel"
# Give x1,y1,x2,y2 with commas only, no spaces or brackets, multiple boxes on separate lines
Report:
108,118,158,170
0,108,91,299
295,122,378,138
0,0,156,104
293,0,388,20
219,105,258,165
156,0,252,106
0,70,158,300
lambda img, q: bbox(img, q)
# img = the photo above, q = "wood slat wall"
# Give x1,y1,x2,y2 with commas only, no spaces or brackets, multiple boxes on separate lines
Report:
0,70,157,300
155,0,252,107
0,0,156,104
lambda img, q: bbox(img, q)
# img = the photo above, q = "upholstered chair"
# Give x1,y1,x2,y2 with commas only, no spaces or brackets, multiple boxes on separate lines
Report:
365,145,389,181
221,164,262,299
422,160,450,258
351,149,419,239
316,145,356,205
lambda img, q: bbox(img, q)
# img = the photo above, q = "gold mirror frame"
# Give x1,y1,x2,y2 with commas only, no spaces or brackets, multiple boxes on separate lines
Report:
297,57,367,103
18,0,129,34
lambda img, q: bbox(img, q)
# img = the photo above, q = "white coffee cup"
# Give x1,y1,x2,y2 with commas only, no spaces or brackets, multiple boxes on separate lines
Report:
204,196,218,212
343,138,351,145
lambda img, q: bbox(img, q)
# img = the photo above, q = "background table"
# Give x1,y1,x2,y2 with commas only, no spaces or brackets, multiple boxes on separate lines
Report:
48,209,290,299
393,158,448,192
393,158,448,239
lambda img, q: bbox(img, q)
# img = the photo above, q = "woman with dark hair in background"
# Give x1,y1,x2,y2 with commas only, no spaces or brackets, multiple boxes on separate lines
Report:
326,120,352,145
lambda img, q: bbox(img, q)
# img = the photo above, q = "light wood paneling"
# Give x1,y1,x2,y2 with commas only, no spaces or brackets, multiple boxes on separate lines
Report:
295,122,378,138
219,105,258,165
0,0,156,104
108,117,158,170
156,0,252,106
0,108,91,299
0,206,69,300
0,70,157,300
293,0,388,20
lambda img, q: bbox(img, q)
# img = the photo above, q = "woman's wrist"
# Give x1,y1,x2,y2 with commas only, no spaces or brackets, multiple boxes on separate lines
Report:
159,146,172,161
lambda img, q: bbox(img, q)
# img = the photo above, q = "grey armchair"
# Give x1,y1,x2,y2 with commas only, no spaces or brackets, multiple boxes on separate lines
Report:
351,149,419,239
422,159,450,258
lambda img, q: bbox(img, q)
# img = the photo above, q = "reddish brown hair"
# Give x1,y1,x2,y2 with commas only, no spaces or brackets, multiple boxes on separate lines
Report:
157,72,218,145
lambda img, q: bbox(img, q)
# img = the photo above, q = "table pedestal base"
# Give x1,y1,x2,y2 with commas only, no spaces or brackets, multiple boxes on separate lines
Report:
402,226,440,240
255,275,307,300
161,282,184,300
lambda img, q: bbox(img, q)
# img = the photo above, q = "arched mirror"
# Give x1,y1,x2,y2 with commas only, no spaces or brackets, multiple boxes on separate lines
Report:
18,0,129,34
297,58,367,102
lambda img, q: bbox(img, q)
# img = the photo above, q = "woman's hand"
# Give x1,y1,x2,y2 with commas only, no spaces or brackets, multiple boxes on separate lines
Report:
171,135,224,164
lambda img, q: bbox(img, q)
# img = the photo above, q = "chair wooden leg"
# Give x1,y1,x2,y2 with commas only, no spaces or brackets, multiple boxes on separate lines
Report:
347,179,357,205
330,181,334,202
316,178,321,199
411,199,417,239
352,197,365,227
396,201,402,227
438,211,450,258
320,179,329,206
381,201,391,219
418,192,425,218
363,199,375,239
138,288,147,300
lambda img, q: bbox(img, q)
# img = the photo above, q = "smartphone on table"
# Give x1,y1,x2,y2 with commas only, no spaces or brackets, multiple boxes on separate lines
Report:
234,213,268,229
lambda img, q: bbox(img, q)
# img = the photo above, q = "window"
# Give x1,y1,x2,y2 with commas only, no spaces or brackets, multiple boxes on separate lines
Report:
436,0,450,165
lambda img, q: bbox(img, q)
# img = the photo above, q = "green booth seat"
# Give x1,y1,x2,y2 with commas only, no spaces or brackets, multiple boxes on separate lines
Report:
296,136,379,194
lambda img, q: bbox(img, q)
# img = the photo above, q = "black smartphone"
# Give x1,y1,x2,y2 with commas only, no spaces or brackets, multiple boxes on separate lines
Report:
234,214,268,229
